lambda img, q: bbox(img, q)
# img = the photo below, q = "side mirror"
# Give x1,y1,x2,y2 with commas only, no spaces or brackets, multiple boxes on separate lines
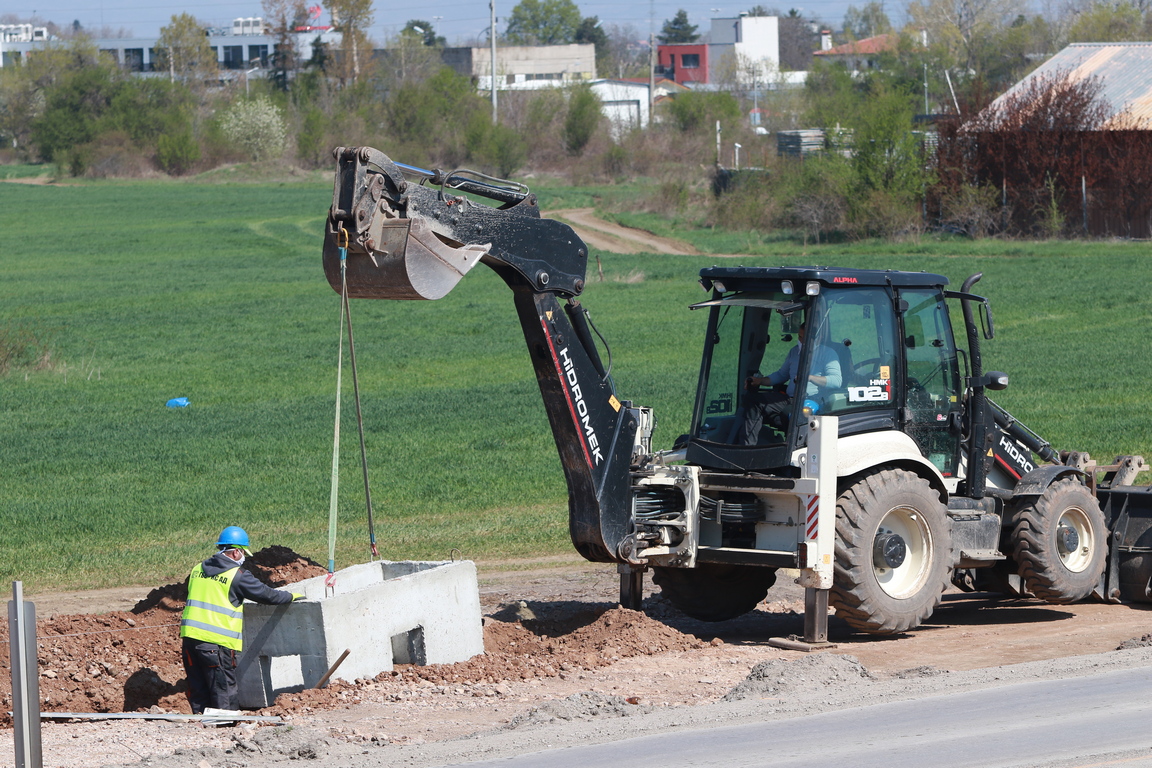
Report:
980,371,1009,391
980,302,995,340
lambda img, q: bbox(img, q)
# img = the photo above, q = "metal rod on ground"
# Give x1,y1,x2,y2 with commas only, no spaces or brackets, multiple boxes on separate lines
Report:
9,581,42,768
342,289,379,559
316,649,351,689
39,713,283,723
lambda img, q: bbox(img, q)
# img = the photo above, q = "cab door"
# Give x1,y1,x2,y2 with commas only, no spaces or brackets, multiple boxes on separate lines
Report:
898,289,963,477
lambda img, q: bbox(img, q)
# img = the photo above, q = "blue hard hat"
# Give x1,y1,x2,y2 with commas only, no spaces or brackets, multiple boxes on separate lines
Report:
216,526,250,549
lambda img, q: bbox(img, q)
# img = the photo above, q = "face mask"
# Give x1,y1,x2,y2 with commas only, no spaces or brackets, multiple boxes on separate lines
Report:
222,548,245,565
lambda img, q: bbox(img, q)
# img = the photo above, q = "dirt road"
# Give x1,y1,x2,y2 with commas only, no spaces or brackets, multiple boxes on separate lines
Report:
546,208,702,255
7,558,1152,768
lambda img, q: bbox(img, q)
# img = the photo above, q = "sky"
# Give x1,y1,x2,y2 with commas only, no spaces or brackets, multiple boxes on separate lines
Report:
9,0,891,45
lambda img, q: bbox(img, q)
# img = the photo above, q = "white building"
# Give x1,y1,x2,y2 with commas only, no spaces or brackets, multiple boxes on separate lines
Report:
443,43,595,90
0,17,338,74
709,15,779,85
589,78,688,136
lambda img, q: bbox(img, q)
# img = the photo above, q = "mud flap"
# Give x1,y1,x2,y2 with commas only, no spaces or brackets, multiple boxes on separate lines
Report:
323,217,490,301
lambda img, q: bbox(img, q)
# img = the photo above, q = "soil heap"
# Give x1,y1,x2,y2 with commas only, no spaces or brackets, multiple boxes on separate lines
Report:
0,552,708,725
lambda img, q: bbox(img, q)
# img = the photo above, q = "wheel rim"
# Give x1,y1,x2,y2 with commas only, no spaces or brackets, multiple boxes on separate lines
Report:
1056,506,1094,573
873,505,932,599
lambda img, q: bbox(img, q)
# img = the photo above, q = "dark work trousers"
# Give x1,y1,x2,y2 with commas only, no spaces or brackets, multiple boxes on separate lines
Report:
182,636,239,713
741,389,792,445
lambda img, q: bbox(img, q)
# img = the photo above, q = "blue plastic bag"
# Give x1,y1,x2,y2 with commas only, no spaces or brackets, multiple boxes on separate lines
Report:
166,397,190,408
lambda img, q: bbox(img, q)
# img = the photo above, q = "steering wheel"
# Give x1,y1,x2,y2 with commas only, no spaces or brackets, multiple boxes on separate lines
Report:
853,357,881,380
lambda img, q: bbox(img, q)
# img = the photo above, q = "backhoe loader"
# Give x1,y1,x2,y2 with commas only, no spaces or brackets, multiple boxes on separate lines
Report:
322,147,1152,637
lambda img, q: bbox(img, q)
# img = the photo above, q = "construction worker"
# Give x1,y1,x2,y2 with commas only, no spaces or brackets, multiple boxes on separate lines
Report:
180,526,302,714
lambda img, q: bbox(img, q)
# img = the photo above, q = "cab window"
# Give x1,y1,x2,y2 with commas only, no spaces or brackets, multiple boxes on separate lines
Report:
817,288,898,416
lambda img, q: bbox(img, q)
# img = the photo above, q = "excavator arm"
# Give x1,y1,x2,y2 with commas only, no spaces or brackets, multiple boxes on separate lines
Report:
322,147,646,563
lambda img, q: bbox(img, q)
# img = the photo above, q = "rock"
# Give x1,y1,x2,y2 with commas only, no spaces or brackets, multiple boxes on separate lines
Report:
516,601,536,621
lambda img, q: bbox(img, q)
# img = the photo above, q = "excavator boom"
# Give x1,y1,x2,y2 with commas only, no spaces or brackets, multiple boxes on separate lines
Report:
322,147,644,564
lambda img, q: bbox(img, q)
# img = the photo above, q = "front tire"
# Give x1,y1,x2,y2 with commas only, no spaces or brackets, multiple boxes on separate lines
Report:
830,469,952,634
1011,478,1107,603
652,563,776,622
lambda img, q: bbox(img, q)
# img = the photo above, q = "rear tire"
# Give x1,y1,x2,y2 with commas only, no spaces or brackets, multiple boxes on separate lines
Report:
652,563,776,622
830,469,952,635
1011,478,1107,603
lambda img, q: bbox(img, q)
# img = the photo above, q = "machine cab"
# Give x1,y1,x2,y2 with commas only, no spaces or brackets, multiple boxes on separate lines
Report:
685,267,964,477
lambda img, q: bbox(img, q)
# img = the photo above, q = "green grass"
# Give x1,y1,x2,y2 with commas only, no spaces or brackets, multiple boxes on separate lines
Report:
0,164,52,180
1,178,1150,594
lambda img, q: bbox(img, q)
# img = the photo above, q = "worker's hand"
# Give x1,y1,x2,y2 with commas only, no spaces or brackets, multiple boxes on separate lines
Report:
291,593,305,602
745,376,760,390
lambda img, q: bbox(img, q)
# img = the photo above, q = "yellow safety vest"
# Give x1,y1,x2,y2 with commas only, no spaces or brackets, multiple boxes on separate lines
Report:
180,563,244,651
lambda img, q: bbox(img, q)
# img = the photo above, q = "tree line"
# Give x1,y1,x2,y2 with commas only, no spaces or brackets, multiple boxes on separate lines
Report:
2,0,1150,240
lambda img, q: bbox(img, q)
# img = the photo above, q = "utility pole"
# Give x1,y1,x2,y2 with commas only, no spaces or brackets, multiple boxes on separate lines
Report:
923,62,928,114
490,0,498,124
648,32,656,129
648,0,655,129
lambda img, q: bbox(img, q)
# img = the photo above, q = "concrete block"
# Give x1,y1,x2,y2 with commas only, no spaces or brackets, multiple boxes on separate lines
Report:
236,560,483,708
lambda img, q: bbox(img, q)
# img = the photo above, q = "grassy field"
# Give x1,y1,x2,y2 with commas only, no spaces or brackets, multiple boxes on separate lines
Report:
0,164,53,180
2,175,1150,593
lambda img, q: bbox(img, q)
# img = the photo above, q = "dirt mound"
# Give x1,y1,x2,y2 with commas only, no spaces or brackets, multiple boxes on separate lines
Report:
130,547,327,614
392,607,702,685
130,582,187,615
262,605,706,718
507,691,653,728
245,546,326,588
723,654,873,701
1118,634,1152,650
0,557,713,728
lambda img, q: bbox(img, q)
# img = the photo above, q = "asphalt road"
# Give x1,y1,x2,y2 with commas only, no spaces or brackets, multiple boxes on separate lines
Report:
445,665,1152,768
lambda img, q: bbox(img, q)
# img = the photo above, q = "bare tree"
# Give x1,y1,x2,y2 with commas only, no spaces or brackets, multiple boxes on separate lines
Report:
778,15,818,70
936,70,1126,235
374,31,444,92
843,2,892,38
602,23,647,79
1065,0,1146,42
327,0,374,83
155,13,217,86
907,0,1025,73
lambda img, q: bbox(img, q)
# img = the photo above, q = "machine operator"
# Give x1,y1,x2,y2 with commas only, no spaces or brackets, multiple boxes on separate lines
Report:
740,321,842,445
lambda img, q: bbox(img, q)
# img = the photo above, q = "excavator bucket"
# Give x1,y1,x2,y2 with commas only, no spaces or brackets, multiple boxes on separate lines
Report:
322,215,489,301
322,146,493,301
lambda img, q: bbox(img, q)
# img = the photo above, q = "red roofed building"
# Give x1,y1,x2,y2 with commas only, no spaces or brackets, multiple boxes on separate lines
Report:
813,33,896,72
